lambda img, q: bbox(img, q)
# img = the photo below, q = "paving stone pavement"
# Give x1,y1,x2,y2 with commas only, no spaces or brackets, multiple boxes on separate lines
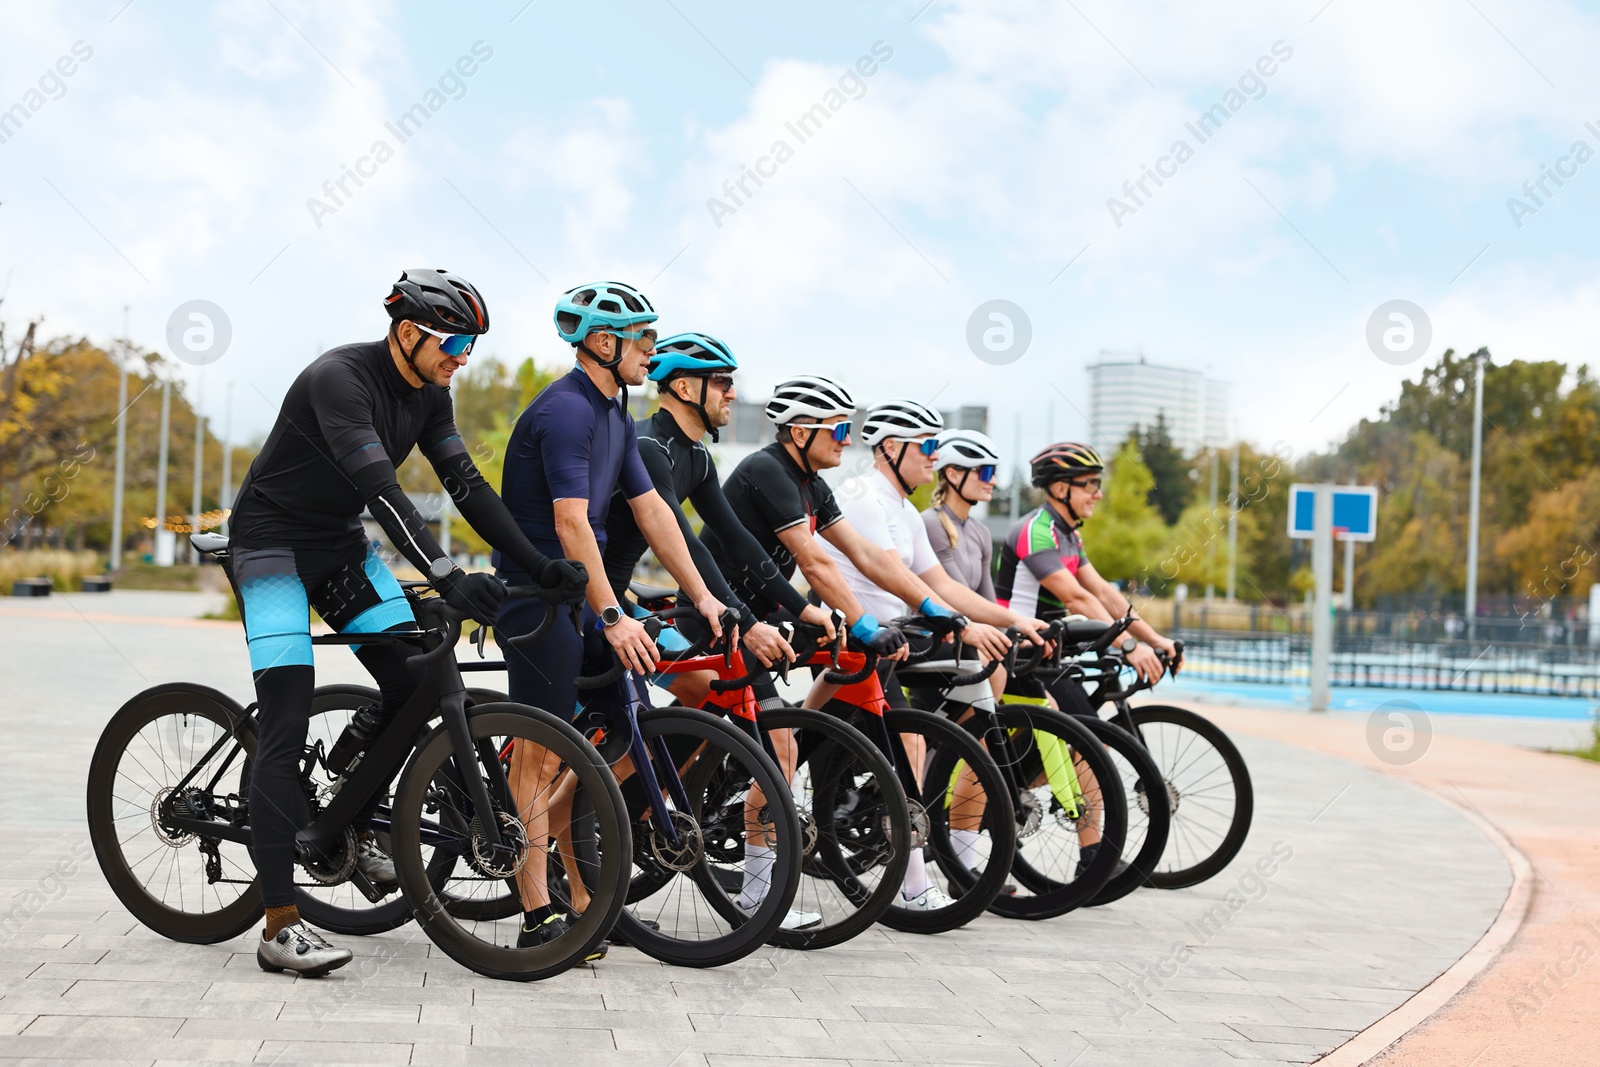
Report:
0,592,1513,1065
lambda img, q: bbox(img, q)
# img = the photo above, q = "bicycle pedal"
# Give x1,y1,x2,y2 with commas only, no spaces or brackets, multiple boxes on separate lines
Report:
349,868,391,904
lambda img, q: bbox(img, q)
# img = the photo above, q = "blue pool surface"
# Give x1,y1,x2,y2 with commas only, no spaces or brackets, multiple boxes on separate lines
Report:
1157,679,1599,721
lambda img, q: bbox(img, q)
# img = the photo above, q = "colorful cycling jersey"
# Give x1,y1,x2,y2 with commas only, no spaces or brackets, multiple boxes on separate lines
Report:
702,441,839,619
995,504,1086,619
495,367,652,577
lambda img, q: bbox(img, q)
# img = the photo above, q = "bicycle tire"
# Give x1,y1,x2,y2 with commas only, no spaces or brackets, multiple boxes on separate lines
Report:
1075,715,1170,907
583,706,802,968
876,708,1016,934
757,707,911,950
87,683,263,944
1109,704,1253,889
390,703,630,981
933,704,1125,920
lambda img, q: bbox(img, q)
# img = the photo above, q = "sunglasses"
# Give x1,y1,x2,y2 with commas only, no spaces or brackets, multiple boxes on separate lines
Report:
414,322,475,357
705,372,735,392
610,327,659,347
791,421,852,443
893,437,939,457
1072,477,1103,492
969,464,998,483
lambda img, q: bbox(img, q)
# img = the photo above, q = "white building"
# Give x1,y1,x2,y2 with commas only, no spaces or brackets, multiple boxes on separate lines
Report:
1087,353,1229,457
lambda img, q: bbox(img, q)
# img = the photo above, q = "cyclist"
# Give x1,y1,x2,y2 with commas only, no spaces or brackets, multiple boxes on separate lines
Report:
815,402,1050,906
999,442,1181,705
601,334,843,932
601,332,827,700
228,269,586,976
493,282,728,951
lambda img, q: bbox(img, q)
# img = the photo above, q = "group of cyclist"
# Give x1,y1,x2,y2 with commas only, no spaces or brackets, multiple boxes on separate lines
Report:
227,267,1181,977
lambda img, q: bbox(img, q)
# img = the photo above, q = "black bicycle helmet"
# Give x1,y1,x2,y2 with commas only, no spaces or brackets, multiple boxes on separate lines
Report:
1030,442,1105,487
384,269,490,335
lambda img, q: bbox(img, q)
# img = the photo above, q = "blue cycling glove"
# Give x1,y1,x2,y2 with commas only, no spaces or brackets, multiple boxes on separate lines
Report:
920,598,957,619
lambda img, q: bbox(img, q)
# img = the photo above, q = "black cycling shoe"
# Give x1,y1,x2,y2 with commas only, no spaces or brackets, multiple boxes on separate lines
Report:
517,915,608,961
607,912,660,947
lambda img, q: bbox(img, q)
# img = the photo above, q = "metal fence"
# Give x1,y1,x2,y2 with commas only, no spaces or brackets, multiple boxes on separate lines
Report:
1171,630,1600,698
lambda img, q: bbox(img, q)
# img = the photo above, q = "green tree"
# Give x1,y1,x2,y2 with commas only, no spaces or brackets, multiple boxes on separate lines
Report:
1133,413,1192,524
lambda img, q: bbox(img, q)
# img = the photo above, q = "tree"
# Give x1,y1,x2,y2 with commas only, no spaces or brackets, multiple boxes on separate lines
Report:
1133,413,1191,524
1081,440,1168,585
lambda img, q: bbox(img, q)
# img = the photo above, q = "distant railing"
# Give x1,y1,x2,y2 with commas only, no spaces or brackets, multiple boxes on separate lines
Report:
1156,598,1596,649
1172,630,1600,698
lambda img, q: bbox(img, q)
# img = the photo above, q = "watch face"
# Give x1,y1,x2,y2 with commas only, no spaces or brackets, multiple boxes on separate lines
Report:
429,558,455,579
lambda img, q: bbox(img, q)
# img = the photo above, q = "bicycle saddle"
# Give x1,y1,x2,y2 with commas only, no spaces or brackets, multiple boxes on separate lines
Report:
190,532,229,554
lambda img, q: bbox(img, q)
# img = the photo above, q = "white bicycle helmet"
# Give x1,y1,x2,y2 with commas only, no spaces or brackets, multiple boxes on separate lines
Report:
860,399,945,450
764,375,856,425
933,429,1001,472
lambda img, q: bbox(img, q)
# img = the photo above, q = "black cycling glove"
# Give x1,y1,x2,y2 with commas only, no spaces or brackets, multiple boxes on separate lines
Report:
864,624,908,657
537,558,590,605
434,568,506,624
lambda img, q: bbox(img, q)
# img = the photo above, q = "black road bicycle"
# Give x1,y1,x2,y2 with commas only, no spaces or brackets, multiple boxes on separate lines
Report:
86,533,631,981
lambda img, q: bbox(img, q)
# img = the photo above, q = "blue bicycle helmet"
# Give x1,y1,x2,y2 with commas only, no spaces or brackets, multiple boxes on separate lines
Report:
553,281,657,343
647,333,738,382
649,332,739,441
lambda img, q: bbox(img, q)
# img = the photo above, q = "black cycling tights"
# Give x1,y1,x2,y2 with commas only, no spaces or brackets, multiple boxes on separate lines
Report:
231,542,418,908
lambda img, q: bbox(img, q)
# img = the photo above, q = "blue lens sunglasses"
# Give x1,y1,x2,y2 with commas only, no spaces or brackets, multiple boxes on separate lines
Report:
792,421,852,443
416,323,475,357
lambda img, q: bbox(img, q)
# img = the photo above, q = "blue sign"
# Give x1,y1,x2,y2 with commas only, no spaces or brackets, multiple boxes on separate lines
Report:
1288,484,1378,541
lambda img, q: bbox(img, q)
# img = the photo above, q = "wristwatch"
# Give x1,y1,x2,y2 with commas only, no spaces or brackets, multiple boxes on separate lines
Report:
428,558,456,581
599,604,625,628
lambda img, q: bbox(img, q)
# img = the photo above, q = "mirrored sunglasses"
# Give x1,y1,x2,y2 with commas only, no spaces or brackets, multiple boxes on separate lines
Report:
792,421,852,443
415,323,475,357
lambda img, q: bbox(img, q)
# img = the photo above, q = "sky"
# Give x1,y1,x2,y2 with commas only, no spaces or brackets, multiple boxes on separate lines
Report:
4,0,1600,477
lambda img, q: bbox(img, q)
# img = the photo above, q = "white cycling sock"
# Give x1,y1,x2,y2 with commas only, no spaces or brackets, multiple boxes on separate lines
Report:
950,829,981,868
901,849,932,900
739,843,775,911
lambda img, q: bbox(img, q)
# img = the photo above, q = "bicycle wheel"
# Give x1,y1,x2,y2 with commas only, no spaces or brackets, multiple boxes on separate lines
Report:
87,683,263,944
1074,715,1168,906
1110,704,1253,889
758,707,911,950
931,705,1125,920
389,703,630,981
580,706,802,968
876,708,1017,934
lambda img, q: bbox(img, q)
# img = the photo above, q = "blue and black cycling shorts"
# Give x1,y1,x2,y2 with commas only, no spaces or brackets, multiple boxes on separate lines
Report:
228,541,416,674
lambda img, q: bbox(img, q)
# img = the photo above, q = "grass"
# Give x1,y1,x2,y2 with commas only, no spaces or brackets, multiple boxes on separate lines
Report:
0,549,103,593
1559,716,1600,762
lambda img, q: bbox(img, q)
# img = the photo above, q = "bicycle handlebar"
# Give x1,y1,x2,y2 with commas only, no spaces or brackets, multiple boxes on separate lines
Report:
822,647,879,685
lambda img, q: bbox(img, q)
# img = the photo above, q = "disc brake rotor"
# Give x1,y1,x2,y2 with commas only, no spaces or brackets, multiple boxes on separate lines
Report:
906,799,931,850
648,810,705,872
151,786,195,847
1015,790,1043,838
469,810,530,879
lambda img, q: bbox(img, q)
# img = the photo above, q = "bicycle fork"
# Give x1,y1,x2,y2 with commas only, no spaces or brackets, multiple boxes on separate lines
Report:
619,676,694,847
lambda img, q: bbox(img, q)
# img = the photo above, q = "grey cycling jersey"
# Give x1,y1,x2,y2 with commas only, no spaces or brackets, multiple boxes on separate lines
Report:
922,504,995,601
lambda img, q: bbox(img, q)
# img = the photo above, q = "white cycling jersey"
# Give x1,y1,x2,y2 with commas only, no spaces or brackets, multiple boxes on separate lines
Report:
822,469,939,623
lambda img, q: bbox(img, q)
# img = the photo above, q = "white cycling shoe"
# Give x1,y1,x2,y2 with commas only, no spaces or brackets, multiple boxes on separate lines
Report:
256,923,353,977
779,908,823,931
899,885,955,911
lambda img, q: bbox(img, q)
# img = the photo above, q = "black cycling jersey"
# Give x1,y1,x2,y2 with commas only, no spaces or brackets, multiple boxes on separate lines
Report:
601,410,794,630
702,441,839,619
230,340,546,577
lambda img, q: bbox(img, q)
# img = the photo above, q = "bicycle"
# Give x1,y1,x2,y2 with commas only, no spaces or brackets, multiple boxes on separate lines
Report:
801,620,1021,934
628,586,914,951
894,616,1135,919
446,601,808,968
86,533,631,981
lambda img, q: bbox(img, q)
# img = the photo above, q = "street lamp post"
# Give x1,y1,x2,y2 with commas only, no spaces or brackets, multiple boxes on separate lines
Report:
110,307,129,571
1465,348,1487,641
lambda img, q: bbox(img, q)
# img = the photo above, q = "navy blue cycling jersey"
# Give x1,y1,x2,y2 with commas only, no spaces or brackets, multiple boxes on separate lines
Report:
496,367,653,576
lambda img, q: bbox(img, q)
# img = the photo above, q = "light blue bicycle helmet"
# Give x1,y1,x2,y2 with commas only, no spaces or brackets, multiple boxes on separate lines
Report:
647,333,738,381
648,332,739,441
553,280,658,343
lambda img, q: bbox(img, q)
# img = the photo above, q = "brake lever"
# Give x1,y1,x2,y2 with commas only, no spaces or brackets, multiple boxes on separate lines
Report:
777,621,796,684
473,623,487,659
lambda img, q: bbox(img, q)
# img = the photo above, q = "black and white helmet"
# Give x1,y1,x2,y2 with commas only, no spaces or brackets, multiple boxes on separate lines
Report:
861,399,944,450
764,375,856,425
933,429,1001,472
